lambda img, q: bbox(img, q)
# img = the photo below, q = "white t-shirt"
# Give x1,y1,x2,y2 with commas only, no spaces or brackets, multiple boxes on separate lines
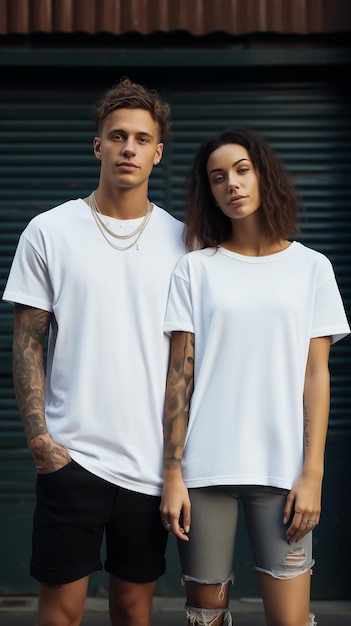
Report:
164,242,350,490
3,198,185,496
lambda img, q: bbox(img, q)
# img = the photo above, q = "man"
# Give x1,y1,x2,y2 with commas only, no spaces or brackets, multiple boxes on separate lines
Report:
2,77,185,626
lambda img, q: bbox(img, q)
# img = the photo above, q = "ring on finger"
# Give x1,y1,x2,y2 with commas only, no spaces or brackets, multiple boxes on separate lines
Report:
303,519,315,526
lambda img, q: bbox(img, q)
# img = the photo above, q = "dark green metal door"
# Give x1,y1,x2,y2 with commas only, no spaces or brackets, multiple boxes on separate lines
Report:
0,65,350,598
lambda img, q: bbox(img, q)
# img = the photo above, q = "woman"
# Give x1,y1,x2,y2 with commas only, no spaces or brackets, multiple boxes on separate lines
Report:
160,127,350,626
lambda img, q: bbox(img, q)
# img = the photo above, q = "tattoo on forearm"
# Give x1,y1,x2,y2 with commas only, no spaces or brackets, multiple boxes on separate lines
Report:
12,305,51,443
303,401,310,448
12,305,71,472
163,332,194,471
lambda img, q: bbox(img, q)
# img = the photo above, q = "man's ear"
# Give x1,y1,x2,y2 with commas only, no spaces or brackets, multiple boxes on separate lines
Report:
93,137,102,159
154,142,164,165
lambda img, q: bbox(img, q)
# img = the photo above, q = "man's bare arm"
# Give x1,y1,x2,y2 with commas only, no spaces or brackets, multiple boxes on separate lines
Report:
13,304,71,472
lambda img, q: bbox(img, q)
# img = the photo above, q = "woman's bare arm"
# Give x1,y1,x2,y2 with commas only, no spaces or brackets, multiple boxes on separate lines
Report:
160,331,194,539
284,336,331,543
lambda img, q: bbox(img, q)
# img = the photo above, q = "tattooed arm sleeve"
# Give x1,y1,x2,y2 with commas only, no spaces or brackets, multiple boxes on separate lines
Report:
163,331,194,473
12,304,71,472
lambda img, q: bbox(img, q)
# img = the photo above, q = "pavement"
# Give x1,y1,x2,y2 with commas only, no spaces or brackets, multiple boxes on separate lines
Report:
0,597,350,625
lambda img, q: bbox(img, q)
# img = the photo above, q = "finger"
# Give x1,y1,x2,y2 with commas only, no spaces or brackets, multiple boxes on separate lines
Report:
169,510,190,540
286,516,317,543
285,513,305,542
161,515,187,540
285,521,300,543
170,519,189,541
182,504,191,534
302,518,317,530
283,492,294,524
284,507,303,541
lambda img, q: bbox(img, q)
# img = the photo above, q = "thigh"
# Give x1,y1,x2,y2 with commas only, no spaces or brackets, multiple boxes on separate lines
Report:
31,460,113,584
178,487,238,583
105,488,168,583
242,486,314,578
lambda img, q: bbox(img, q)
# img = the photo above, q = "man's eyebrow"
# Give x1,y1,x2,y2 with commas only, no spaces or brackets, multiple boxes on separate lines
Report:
108,128,154,138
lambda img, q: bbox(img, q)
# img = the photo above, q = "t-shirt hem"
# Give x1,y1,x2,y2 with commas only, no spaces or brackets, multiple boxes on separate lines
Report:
184,476,292,490
69,452,163,497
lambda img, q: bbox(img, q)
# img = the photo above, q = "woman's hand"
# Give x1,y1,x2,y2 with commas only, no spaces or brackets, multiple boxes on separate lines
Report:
283,470,322,544
160,474,191,541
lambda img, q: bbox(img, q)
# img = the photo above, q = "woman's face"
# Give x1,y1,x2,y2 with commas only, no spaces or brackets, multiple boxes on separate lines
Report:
206,143,261,222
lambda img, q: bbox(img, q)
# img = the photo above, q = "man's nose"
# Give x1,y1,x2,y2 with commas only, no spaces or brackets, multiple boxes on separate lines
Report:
122,139,136,157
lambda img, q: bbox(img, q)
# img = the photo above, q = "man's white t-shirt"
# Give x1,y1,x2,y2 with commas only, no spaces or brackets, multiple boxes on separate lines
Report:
3,198,185,496
164,243,350,490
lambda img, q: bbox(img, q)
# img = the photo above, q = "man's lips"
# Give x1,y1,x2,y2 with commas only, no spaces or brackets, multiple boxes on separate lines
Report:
117,162,138,169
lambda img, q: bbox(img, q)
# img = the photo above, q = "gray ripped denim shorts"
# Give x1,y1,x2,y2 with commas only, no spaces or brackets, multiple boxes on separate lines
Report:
178,485,314,584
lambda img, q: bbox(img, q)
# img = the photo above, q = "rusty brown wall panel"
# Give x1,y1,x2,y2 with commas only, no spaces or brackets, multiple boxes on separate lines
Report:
0,0,350,36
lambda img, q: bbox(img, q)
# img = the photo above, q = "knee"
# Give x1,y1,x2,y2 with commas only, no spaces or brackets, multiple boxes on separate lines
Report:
36,609,83,626
110,603,152,626
184,578,233,626
186,606,232,626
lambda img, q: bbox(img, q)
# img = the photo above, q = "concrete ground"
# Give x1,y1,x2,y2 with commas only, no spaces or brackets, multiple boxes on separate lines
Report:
0,597,350,625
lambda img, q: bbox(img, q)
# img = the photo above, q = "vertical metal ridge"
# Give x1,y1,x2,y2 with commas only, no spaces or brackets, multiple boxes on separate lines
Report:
0,0,350,35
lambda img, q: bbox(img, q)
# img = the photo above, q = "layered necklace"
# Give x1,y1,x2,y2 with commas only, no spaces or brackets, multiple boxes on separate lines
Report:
89,191,153,251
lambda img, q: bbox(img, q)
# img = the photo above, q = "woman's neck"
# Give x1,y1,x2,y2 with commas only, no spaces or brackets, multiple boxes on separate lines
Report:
222,234,290,257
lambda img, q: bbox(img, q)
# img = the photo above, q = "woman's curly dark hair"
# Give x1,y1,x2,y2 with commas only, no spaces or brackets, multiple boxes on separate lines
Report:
184,127,303,251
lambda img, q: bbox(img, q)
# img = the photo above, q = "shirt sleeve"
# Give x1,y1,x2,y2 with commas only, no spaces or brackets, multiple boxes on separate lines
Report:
2,232,54,312
164,260,194,335
311,261,350,344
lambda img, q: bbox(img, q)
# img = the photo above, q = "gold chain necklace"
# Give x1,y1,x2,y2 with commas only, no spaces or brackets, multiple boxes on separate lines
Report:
89,191,153,251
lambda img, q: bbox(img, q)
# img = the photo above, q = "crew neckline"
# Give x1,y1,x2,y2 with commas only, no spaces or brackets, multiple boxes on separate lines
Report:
80,197,156,224
218,241,298,263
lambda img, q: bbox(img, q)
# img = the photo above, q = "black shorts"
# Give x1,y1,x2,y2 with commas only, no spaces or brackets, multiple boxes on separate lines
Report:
30,460,168,585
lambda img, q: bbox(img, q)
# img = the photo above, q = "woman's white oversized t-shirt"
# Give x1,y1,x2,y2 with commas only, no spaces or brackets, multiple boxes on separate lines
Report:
164,243,350,490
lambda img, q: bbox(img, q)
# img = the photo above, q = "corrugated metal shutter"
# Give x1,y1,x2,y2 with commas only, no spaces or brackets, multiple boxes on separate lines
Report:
0,73,350,597
169,80,351,417
168,81,351,598
1,0,350,35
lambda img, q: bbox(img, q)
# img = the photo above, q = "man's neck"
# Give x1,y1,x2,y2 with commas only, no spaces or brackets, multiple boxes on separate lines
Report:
91,187,150,220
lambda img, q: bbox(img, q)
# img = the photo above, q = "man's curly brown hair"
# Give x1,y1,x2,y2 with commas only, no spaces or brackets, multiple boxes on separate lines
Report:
94,77,171,141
